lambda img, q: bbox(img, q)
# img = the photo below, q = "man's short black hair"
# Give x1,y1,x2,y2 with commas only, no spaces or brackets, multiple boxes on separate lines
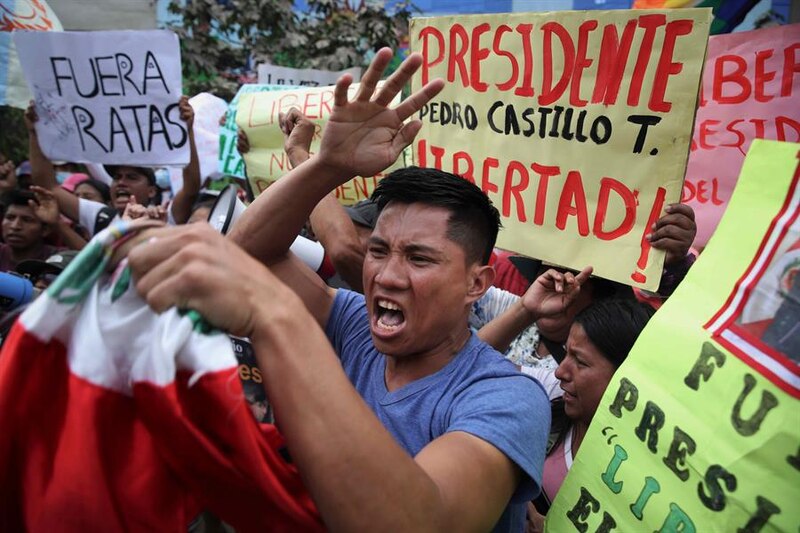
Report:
2,189,36,209
371,167,501,265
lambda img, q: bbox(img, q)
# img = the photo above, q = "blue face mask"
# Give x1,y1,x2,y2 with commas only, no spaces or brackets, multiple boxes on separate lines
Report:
55,171,71,184
155,168,172,190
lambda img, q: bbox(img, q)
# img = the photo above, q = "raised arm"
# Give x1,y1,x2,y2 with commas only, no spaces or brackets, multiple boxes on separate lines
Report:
479,267,592,352
24,103,80,222
228,48,443,264
169,96,201,224
279,108,367,292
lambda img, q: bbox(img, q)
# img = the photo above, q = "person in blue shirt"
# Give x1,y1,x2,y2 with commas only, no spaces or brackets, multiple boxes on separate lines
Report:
128,48,590,532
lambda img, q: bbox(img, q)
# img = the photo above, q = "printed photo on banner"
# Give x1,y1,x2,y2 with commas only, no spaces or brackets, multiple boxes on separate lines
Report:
546,139,800,533
257,63,362,87
410,9,712,291
684,23,800,247
13,30,187,166
236,82,405,204
218,84,294,179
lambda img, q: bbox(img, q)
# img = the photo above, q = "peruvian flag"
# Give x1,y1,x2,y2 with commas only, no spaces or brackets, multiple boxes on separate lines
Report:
0,223,322,531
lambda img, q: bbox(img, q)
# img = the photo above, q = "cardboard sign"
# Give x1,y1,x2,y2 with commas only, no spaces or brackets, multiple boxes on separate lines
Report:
0,0,63,109
547,140,800,532
230,336,272,424
410,9,711,291
13,30,187,166
685,24,800,247
257,63,362,87
236,83,404,204
218,84,293,179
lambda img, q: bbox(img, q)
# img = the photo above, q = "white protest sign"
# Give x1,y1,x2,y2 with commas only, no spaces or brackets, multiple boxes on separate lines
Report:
13,30,188,166
168,92,228,193
257,63,361,87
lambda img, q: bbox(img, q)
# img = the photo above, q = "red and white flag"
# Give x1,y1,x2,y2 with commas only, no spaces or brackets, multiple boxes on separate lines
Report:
0,221,322,532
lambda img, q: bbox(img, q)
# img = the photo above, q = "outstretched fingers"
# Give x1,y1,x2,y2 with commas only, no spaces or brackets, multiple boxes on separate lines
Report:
355,47,394,102
333,73,355,107
373,52,422,107
393,78,445,122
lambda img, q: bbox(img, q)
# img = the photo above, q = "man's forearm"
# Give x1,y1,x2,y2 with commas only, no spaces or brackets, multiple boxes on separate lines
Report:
250,295,443,532
478,299,538,353
229,158,352,264
309,194,366,292
55,221,87,250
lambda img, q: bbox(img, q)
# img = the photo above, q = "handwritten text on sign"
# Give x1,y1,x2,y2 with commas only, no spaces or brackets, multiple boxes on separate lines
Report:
684,24,800,247
236,83,404,205
547,140,800,533
13,30,187,166
411,10,711,290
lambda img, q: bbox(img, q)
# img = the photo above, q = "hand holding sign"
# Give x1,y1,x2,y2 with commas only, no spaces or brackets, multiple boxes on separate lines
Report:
279,108,316,165
317,48,444,179
648,203,697,264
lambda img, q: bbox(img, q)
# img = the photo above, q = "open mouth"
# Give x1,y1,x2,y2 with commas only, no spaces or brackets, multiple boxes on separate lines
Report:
374,298,406,333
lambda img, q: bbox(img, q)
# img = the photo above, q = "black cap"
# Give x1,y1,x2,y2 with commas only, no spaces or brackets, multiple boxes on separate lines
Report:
15,250,79,279
104,165,156,185
345,199,379,229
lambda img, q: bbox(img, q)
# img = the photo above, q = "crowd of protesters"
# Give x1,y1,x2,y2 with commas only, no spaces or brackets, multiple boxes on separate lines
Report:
0,47,702,532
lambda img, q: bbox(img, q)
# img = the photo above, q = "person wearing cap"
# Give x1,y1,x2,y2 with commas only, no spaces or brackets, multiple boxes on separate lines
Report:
24,96,201,236
15,249,78,290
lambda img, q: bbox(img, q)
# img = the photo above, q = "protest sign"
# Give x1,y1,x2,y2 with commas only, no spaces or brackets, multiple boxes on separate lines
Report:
0,0,62,109
257,63,362,87
684,24,800,247
236,83,405,204
167,92,227,193
410,9,711,291
13,30,187,166
218,84,292,179
547,139,800,532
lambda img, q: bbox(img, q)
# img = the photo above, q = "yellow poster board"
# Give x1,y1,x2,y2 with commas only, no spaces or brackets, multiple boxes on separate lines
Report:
410,9,711,290
236,84,404,204
547,140,800,532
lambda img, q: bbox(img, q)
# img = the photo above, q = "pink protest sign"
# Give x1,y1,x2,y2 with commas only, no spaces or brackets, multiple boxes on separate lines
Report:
684,23,800,247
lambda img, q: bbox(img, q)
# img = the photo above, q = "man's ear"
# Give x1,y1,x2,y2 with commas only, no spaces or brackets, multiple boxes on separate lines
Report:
40,223,52,239
466,264,495,304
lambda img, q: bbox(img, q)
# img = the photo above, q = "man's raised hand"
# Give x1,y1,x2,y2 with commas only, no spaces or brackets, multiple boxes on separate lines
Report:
317,48,444,178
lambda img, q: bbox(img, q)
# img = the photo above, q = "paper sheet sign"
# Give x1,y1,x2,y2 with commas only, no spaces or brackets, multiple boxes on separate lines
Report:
547,140,800,533
236,83,404,205
684,23,800,248
410,9,712,290
13,30,187,166
257,63,361,87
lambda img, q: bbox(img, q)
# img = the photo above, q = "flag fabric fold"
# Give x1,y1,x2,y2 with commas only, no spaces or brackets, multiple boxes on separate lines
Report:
0,220,322,532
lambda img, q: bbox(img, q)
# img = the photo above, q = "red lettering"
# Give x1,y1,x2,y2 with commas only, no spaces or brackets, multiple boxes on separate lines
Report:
502,161,530,222
681,180,695,203
698,120,721,150
750,118,767,139
592,20,637,105
539,22,575,106
319,89,334,117
453,151,475,183
493,25,519,92
696,180,708,203
354,177,370,199
447,24,470,87
571,20,597,107
593,178,637,240
722,119,746,150
514,24,535,97
531,162,560,226
481,157,500,194
303,92,320,119
470,23,491,93
777,116,800,142
782,43,800,98
420,27,445,86
649,19,693,112
631,186,666,284
555,170,590,236
628,14,667,107
714,55,750,104
754,49,776,103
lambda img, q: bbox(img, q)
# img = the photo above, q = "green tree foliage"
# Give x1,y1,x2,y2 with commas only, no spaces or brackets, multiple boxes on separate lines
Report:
169,0,416,99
